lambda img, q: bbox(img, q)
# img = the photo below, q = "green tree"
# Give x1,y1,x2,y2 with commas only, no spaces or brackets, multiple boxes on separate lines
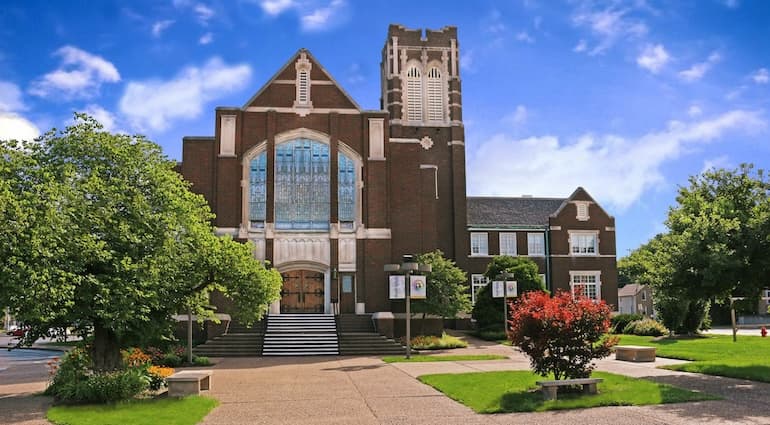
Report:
0,116,282,370
665,165,770,305
471,256,546,330
411,250,470,334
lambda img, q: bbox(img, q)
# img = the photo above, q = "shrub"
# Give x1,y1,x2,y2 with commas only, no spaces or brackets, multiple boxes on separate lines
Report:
471,256,547,330
159,353,182,367
193,356,211,366
471,328,507,342
508,291,617,380
47,367,148,404
623,319,668,336
656,296,710,335
611,313,643,334
408,333,468,350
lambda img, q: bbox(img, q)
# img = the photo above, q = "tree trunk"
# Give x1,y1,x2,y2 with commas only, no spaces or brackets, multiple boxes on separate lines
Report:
91,322,122,371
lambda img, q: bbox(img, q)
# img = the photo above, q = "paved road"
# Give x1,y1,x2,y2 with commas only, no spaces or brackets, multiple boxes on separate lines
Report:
0,337,59,425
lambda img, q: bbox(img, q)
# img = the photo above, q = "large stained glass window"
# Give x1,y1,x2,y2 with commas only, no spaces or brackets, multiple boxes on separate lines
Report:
338,153,356,226
249,152,267,227
275,139,330,230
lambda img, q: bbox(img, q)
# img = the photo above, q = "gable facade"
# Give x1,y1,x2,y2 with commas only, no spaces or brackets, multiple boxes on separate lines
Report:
179,24,618,321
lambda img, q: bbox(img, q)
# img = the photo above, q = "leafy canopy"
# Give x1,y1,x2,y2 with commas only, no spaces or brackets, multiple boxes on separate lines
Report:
0,115,281,368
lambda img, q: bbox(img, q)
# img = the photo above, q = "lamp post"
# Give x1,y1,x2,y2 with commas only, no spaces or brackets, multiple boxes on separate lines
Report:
385,255,432,359
496,272,514,334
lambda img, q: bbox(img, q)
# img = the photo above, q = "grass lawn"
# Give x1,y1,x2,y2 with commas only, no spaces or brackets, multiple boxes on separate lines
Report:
382,354,508,363
46,396,218,425
419,370,716,413
618,334,770,383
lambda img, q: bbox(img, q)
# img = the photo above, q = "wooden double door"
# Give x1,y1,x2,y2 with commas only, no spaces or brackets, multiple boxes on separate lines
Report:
280,270,325,313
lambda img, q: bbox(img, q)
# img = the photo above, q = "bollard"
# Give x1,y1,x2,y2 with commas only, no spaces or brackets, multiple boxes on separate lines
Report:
761,326,767,338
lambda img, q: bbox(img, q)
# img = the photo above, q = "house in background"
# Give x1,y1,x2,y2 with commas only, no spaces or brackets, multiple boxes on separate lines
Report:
618,284,654,316
463,189,618,308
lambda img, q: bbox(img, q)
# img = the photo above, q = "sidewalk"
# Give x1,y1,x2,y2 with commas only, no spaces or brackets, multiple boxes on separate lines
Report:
197,333,770,424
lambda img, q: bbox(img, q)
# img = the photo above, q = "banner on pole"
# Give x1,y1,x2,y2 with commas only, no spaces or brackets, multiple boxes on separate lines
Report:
492,281,504,298
410,275,427,299
505,281,518,298
389,275,405,299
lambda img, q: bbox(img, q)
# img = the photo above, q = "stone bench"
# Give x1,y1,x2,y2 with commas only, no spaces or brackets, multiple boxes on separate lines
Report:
166,370,213,397
535,378,603,400
615,345,656,362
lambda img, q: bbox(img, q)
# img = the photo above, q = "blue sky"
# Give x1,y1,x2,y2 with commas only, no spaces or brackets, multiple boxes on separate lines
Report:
1,0,769,256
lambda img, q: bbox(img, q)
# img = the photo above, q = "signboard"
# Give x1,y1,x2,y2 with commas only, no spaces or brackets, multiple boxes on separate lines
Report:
410,275,427,299
492,280,517,298
505,280,518,298
389,275,405,299
492,281,505,298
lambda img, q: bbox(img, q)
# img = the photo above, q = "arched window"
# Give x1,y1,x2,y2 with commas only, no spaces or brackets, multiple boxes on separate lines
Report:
249,152,267,228
426,67,444,121
275,139,330,230
405,65,423,121
338,153,356,227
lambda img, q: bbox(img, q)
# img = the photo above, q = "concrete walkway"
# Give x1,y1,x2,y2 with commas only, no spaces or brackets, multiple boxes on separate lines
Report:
197,334,770,425
2,332,770,424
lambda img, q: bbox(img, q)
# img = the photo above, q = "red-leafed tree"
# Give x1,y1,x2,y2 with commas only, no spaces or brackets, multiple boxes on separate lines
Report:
508,290,617,380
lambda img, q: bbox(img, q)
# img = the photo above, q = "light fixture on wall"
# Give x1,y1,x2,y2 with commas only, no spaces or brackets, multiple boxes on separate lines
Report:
332,267,338,280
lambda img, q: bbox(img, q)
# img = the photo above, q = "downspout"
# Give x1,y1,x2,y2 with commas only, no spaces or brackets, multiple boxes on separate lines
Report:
544,225,552,292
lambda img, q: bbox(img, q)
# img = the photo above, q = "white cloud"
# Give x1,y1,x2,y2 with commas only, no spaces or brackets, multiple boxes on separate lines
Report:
503,105,529,126
194,4,215,24
0,113,40,142
701,155,729,173
636,44,670,74
29,46,120,99
571,4,648,55
460,49,474,72
0,81,25,112
468,110,766,210
82,104,118,132
515,32,535,43
573,39,587,53
199,32,213,45
152,20,175,37
118,57,251,132
679,52,721,82
751,68,769,84
259,0,295,16
687,105,702,117
300,0,345,32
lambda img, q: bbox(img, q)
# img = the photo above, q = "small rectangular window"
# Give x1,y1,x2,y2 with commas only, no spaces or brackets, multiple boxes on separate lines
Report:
470,233,488,256
342,275,353,293
499,232,517,256
527,233,545,256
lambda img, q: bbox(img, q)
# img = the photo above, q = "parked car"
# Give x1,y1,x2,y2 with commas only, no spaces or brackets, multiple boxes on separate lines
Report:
8,327,27,337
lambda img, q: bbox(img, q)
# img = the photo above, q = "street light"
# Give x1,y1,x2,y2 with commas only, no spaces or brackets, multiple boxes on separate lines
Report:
384,255,432,359
495,272,515,334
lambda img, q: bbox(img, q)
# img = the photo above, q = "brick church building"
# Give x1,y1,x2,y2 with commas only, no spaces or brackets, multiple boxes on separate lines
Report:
179,24,618,324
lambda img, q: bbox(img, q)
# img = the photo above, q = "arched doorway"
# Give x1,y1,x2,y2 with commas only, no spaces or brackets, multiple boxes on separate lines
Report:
280,270,325,313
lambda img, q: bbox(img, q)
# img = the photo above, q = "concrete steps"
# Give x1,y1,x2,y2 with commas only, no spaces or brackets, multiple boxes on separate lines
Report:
262,314,339,356
337,314,407,356
192,321,265,357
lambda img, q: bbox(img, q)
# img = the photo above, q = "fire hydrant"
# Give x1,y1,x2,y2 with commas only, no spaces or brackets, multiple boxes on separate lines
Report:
762,326,767,338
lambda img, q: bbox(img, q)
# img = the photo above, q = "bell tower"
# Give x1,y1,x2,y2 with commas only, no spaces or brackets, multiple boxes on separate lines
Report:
381,24,467,261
